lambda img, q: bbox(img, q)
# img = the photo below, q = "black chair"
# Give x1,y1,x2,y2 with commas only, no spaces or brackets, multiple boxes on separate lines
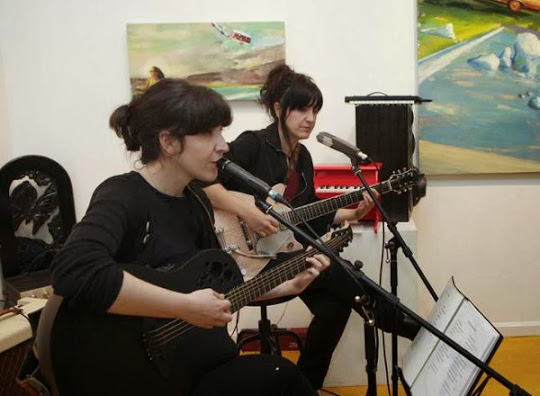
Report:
237,295,304,355
0,155,76,305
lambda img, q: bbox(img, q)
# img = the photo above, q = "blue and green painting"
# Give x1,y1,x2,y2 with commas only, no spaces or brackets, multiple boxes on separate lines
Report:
417,0,539,174
127,22,285,101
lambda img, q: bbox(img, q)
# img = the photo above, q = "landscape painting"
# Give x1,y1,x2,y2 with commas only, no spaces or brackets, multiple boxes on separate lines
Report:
126,21,285,100
417,0,540,174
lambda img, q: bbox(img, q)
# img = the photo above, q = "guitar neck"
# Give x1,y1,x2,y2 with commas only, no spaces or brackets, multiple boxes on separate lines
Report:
142,229,350,350
227,253,310,312
285,180,391,225
226,235,345,312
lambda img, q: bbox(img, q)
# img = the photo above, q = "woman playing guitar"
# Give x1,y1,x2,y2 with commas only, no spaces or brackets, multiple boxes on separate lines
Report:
37,78,329,396
203,64,419,392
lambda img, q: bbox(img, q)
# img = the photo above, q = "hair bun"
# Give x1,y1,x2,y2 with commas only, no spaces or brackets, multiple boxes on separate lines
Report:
109,104,140,151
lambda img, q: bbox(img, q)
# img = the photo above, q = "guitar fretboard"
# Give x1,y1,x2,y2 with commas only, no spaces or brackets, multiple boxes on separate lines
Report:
227,230,349,312
283,181,392,226
146,228,352,352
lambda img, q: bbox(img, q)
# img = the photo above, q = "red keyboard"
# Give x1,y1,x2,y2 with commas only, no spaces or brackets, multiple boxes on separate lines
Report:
314,163,381,232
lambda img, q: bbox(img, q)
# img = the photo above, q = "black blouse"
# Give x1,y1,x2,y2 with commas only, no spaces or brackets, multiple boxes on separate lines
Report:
51,172,218,312
220,122,336,236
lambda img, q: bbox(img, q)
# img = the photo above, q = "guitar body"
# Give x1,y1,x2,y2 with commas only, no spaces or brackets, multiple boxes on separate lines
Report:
214,185,302,278
47,250,243,396
43,226,354,395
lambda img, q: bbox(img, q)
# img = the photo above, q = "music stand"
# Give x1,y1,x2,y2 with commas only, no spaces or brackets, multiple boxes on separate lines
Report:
249,167,530,396
346,159,530,396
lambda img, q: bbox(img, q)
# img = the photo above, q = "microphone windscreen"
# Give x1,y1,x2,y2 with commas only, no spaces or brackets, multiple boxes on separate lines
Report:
316,132,334,147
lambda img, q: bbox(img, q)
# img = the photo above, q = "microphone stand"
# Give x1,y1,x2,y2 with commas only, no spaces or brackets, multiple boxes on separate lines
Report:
348,159,530,396
352,159,436,394
252,187,531,396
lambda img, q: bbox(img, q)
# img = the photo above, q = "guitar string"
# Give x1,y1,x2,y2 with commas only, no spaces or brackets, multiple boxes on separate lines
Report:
148,232,349,346
291,180,394,225
147,250,329,352
147,249,314,347
146,233,349,351
148,173,408,345
255,172,408,229
144,253,312,353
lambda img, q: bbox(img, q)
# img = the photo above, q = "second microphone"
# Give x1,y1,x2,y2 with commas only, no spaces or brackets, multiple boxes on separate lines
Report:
217,158,289,205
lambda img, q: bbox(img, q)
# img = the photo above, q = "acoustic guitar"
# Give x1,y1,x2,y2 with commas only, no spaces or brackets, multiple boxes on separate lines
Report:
215,168,423,277
44,225,352,395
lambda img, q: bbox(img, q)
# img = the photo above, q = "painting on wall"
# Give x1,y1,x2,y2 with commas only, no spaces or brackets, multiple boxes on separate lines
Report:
417,0,540,174
126,21,285,101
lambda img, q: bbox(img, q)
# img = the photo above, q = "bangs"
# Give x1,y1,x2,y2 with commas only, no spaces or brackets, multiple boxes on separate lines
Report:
170,85,232,136
282,81,323,113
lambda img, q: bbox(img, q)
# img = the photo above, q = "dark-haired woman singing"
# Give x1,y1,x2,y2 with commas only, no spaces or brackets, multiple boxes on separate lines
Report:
37,78,327,396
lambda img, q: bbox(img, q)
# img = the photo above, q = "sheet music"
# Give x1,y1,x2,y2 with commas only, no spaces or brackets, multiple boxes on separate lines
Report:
402,277,502,396
402,277,464,382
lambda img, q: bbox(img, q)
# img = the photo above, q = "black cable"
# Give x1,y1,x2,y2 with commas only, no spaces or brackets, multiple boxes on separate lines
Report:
471,375,491,396
319,388,340,396
382,328,391,395
367,92,389,97
378,188,391,395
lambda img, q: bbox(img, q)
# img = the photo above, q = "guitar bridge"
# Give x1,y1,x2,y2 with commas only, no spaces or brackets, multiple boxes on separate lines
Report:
238,218,255,250
142,331,165,362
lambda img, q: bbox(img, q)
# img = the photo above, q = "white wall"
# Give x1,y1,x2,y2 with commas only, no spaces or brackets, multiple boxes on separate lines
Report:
0,46,11,163
1,0,539,336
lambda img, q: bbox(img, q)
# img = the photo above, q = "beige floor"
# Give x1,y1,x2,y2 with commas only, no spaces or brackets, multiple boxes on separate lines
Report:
280,336,540,396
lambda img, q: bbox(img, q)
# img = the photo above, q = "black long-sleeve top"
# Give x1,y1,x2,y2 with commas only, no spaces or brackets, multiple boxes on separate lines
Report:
51,172,219,312
219,122,336,236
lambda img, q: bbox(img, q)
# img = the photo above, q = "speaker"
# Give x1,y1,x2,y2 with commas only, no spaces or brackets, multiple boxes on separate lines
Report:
0,339,32,396
355,104,415,223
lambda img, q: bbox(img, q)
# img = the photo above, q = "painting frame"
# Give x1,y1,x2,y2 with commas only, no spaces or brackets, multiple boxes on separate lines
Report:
126,21,286,101
417,0,540,175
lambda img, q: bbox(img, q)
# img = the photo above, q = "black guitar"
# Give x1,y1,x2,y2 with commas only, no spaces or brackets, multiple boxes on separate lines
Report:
45,226,352,395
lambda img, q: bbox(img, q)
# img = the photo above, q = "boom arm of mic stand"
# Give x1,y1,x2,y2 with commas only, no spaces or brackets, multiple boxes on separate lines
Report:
253,198,374,323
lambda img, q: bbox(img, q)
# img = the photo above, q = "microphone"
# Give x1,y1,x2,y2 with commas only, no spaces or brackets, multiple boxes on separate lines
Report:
316,132,372,163
217,158,289,205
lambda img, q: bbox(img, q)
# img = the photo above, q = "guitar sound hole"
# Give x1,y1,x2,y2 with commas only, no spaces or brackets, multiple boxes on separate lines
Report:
208,262,223,277
222,269,232,282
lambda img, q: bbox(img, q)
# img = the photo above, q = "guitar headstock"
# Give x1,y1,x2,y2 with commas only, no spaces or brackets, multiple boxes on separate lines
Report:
322,222,353,253
388,167,426,195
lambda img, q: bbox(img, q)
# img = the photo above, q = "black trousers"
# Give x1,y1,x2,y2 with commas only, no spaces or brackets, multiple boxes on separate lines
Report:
191,354,316,396
296,263,353,390
295,257,416,390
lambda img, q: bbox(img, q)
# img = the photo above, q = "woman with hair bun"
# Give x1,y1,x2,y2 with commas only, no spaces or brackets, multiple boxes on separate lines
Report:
38,78,326,396
204,64,418,392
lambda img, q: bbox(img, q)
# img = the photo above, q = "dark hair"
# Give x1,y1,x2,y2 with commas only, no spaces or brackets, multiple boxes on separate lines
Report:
109,78,232,164
259,64,323,167
259,64,323,123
